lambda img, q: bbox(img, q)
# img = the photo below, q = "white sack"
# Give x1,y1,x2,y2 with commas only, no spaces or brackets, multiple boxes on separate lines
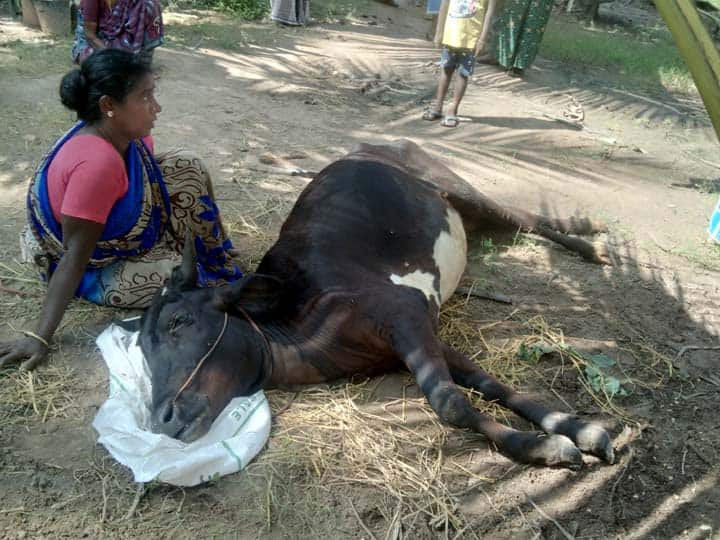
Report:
93,323,271,486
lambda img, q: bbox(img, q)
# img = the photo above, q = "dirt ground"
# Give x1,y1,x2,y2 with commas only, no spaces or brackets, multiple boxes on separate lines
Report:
1,4,719,539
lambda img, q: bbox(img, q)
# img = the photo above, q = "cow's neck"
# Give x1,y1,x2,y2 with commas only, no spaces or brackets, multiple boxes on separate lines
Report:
257,319,349,389
227,309,275,394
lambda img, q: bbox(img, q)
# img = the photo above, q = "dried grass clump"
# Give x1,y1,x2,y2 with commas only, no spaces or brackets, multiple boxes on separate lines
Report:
263,383,491,532
0,364,77,423
221,179,296,269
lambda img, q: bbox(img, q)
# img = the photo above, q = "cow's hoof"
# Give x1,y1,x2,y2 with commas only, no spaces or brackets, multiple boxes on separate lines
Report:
574,423,615,464
508,432,583,469
591,220,609,234
591,242,613,265
540,412,615,464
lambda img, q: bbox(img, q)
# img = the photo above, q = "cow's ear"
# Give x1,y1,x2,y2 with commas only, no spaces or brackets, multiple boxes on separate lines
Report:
170,231,198,291
213,273,282,314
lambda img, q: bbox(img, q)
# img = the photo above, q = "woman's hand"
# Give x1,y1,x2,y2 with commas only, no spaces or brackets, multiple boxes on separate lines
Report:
2,216,104,372
0,336,49,371
84,21,106,51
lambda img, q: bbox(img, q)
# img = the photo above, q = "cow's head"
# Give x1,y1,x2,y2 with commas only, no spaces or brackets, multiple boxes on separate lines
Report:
138,239,280,442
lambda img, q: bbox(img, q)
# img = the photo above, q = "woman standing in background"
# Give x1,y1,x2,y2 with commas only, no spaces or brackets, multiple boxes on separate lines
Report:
494,0,552,75
72,0,164,65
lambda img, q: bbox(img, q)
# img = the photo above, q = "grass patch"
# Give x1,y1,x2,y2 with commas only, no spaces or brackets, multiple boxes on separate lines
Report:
165,18,254,51
540,16,695,94
310,0,372,23
170,0,268,19
670,240,720,271
0,37,73,77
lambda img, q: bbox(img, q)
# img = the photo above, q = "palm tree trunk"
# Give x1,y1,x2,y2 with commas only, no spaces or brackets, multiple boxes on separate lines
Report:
656,0,720,142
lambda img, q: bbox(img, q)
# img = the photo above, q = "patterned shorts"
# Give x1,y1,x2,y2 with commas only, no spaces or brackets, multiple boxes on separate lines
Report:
440,47,476,77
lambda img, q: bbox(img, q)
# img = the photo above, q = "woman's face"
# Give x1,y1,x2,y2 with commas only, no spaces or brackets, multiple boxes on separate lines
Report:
114,73,162,139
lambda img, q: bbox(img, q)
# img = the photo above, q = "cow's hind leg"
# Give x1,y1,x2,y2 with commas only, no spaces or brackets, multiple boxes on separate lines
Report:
392,320,585,468
506,206,607,236
351,140,610,263
442,344,614,464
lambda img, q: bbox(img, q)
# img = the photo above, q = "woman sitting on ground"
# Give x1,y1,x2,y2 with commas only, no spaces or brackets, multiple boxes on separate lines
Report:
72,0,164,65
0,49,242,370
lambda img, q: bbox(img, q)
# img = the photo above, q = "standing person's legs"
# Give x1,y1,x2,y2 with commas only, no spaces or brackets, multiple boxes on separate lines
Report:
433,66,455,112
511,0,553,71
494,0,530,70
423,47,457,120
442,50,475,127
445,73,468,121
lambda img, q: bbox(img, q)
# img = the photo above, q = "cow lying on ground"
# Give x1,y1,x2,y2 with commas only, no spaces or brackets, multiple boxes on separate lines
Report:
138,140,614,468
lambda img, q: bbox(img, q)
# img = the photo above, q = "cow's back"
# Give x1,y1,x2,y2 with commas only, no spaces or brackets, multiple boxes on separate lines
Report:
256,159,467,308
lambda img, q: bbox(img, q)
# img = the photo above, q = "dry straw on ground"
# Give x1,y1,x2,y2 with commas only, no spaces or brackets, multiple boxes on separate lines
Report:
0,194,675,535
250,294,674,533
0,365,77,423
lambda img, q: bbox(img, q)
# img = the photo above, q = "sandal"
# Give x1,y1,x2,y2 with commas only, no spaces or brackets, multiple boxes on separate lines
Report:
422,109,443,121
441,115,459,128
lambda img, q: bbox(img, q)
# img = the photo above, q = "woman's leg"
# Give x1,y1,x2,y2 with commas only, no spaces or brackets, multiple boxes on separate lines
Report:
82,249,180,308
510,0,553,70
493,0,531,69
156,149,242,286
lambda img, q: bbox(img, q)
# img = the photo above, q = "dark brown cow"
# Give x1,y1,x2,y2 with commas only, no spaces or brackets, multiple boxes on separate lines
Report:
138,140,614,468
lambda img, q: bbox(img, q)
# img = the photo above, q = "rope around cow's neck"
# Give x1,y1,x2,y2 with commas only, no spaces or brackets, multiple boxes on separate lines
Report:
170,307,273,406
172,311,229,406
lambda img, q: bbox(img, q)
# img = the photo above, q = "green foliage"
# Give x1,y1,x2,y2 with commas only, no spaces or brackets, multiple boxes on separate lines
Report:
165,20,251,50
698,0,720,10
517,341,628,399
516,341,556,363
540,16,695,93
188,0,268,20
309,0,370,23
583,353,628,398
479,238,497,264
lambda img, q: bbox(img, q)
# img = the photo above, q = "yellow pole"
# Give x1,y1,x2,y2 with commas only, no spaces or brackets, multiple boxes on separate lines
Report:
656,0,720,142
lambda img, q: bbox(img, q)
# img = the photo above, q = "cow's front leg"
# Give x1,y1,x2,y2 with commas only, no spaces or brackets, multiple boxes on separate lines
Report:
391,322,583,468
442,344,614,464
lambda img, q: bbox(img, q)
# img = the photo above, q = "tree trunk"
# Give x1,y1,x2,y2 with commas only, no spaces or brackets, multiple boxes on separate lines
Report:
656,0,720,143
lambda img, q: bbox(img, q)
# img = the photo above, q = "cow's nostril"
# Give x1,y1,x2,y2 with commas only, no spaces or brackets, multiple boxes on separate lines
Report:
158,400,176,425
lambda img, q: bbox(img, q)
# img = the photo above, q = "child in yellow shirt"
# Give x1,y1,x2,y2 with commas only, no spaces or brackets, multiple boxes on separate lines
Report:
423,0,497,127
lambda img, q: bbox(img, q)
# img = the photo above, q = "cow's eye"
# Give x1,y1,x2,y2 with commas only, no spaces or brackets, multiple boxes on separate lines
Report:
168,312,193,334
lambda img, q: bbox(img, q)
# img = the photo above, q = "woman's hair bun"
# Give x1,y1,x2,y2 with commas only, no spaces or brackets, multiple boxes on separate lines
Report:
59,69,88,113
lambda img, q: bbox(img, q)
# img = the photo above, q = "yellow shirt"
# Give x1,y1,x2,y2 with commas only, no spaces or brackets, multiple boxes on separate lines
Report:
442,0,487,50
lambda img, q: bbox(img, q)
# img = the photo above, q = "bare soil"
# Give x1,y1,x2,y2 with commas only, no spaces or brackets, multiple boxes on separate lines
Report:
1,6,719,539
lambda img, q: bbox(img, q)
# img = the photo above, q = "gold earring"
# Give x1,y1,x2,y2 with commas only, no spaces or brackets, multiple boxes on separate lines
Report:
108,111,114,118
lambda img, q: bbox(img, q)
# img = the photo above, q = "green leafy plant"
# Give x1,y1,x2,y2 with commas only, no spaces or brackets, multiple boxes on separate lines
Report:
516,340,556,364
583,353,628,398
191,0,268,20
517,341,628,399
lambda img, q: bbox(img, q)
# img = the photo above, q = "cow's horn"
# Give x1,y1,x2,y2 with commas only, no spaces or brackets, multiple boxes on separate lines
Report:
173,228,198,290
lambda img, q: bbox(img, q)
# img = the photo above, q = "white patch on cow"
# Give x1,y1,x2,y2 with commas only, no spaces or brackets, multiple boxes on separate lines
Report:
389,207,467,306
161,286,168,297
391,270,439,305
434,207,467,303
